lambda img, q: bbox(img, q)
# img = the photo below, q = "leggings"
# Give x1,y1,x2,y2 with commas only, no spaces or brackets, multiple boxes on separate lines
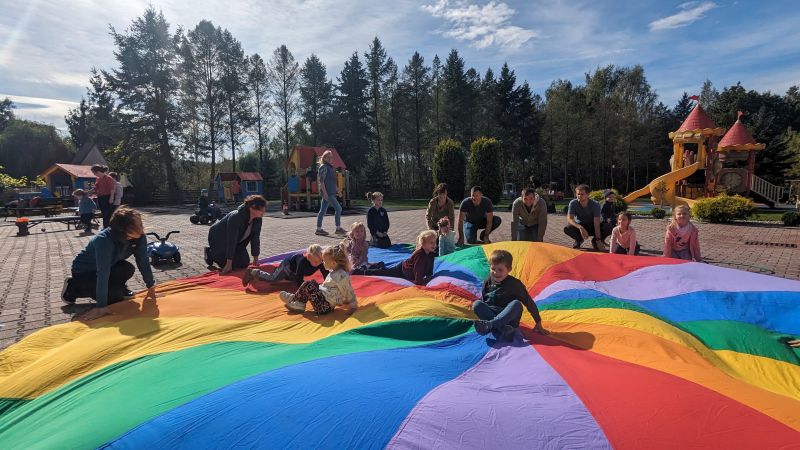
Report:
294,280,333,315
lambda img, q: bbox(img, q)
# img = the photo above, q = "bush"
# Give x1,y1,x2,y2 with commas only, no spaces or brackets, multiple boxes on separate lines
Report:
691,195,756,223
589,188,628,211
432,139,466,201
782,211,799,226
651,207,666,219
467,137,502,204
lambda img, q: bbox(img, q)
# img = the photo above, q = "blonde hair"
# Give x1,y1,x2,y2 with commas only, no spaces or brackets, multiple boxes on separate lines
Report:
669,205,691,230
348,222,366,240
416,230,437,250
323,243,351,272
366,191,383,202
307,244,323,257
318,150,333,165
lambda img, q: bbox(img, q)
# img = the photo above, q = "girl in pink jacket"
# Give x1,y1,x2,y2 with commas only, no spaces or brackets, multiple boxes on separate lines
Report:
663,205,701,262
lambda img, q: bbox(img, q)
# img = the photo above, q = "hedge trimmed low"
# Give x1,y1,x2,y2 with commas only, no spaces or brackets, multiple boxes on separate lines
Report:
691,195,756,223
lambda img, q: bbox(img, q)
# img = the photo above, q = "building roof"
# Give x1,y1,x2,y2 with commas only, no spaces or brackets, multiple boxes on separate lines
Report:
676,104,718,132
71,142,107,166
292,146,347,169
718,112,765,151
217,172,263,182
43,164,97,179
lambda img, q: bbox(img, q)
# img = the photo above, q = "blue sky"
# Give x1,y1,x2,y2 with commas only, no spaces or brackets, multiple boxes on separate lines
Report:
1,0,798,129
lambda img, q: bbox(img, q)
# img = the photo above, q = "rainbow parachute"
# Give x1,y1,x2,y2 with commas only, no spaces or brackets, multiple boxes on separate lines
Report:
1,242,799,448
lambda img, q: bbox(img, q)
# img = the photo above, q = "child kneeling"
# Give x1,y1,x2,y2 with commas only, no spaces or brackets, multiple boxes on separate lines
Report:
473,250,548,341
242,244,328,288
280,244,357,316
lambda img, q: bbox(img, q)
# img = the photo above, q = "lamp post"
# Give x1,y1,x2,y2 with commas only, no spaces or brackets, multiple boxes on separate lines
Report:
610,164,615,189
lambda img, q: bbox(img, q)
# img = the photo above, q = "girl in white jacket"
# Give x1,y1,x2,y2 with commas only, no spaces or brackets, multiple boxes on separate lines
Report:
280,243,357,316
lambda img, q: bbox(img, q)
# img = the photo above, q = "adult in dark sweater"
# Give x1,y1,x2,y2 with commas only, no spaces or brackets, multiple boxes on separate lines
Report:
457,186,502,245
206,195,267,274
366,191,391,248
61,206,156,321
564,184,609,251
354,230,437,285
600,189,618,240
242,244,329,288
473,250,548,341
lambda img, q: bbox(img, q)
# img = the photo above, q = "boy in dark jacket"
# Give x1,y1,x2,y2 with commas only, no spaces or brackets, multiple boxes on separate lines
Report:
473,250,548,341
242,244,329,288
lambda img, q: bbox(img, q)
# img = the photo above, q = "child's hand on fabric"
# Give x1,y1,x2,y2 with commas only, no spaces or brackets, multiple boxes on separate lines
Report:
220,260,233,275
788,339,800,348
533,322,549,335
144,287,157,301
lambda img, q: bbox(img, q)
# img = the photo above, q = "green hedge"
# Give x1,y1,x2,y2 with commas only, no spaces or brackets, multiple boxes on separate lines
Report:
691,195,756,223
467,137,502,204
782,211,799,226
588,188,628,211
651,207,666,219
432,139,466,201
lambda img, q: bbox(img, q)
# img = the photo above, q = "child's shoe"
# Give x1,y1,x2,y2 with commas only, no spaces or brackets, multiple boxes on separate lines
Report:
334,227,347,235
279,291,294,304
315,228,329,236
500,324,516,342
242,268,254,287
287,300,306,312
473,319,492,335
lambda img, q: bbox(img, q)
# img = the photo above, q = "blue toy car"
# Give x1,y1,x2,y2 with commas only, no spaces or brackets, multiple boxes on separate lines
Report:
146,231,181,265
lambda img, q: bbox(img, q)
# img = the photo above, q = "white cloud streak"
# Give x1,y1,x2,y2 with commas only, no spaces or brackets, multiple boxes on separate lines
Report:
422,0,537,50
649,1,716,31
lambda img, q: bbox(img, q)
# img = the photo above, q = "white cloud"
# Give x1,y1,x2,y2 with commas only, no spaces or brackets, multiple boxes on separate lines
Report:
649,1,716,31
422,0,538,50
0,93,78,128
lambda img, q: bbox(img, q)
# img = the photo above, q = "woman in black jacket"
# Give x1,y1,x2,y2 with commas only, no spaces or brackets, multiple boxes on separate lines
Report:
206,195,267,274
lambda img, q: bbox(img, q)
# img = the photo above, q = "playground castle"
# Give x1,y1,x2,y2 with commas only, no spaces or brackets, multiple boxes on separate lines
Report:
625,99,783,207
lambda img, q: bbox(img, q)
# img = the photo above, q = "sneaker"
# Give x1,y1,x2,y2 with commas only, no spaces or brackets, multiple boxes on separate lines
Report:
61,277,76,304
122,290,136,300
572,239,583,249
474,319,492,335
334,227,347,235
500,324,517,342
315,228,329,236
279,291,294,304
242,268,254,287
287,300,306,312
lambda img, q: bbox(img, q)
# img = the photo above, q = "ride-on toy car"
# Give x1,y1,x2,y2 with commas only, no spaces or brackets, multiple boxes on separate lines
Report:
190,203,224,225
146,231,181,265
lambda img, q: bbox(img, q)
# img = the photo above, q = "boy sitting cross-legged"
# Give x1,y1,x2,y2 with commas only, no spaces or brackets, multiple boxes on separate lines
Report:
473,249,548,341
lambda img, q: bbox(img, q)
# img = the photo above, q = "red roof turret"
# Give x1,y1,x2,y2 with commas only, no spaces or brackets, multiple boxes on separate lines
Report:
676,103,717,132
718,112,765,151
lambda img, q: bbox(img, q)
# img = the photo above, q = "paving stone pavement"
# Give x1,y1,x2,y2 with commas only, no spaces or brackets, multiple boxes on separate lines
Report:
1,206,798,349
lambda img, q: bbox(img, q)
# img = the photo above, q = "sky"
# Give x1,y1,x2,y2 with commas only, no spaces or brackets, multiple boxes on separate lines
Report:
1,0,798,130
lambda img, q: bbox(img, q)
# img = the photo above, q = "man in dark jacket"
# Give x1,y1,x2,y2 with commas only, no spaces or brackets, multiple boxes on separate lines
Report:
206,195,267,273
61,206,156,321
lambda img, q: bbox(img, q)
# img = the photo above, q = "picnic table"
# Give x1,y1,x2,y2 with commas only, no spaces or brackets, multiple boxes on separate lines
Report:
14,211,101,236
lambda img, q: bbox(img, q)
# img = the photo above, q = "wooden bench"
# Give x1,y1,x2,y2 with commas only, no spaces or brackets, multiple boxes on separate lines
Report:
1,205,64,220
15,213,101,236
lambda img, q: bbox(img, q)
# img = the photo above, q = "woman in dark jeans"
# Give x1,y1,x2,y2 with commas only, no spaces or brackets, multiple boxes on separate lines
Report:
90,164,116,228
206,195,267,274
61,206,157,321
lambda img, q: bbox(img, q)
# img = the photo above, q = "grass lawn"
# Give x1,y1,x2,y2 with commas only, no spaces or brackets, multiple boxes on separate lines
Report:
750,211,786,222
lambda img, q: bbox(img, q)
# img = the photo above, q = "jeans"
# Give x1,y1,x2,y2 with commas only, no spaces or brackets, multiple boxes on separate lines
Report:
517,225,541,242
356,263,405,280
97,195,112,229
80,213,94,231
614,243,641,255
316,195,342,228
472,299,523,329
371,235,392,249
71,260,135,307
563,223,611,243
463,216,502,243
254,258,292,282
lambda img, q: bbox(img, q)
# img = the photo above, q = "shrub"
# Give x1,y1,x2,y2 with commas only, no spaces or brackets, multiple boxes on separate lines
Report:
782,211,800,227
432,139,466,201
691,195,756,223
589,188,628,211
467,137,502,204
651,207,666,219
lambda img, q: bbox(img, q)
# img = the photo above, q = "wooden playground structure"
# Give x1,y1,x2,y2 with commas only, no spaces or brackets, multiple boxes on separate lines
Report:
283,146,351,211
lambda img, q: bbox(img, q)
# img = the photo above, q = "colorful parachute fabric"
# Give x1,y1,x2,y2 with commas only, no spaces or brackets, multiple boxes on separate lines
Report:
0,242,799,449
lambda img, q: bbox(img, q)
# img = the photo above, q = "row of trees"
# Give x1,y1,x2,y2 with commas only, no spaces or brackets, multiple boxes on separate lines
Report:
4,7,800,203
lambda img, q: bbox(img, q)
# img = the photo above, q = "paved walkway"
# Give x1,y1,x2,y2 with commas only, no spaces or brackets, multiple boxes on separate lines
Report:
1,206,798,349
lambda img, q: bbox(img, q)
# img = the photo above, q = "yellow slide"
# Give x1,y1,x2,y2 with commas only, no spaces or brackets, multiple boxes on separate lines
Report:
624,162,702,207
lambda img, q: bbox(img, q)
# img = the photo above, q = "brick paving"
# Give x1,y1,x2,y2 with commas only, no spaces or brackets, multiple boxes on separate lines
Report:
1,206,798,350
